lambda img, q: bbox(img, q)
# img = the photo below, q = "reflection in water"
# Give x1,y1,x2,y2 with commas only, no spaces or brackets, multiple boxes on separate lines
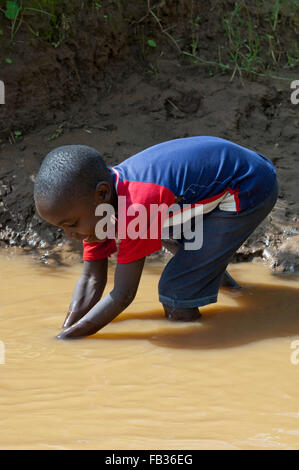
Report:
0,253,299,450
104,283,299,350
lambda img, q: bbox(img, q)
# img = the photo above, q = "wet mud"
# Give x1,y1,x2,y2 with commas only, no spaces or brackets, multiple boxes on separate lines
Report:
0,1,298,272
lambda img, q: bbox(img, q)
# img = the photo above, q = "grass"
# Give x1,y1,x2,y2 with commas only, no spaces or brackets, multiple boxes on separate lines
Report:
182,0,299,80
222,3,263,76
0,0,110,48
0,0,298,79
135,0,299,81
0,1,58,42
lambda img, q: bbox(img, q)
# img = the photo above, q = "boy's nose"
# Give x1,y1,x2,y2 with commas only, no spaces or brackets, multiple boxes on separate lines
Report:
63,228,75,239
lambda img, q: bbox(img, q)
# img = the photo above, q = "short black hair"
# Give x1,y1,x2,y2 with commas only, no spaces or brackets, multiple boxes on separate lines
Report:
34,145,111,207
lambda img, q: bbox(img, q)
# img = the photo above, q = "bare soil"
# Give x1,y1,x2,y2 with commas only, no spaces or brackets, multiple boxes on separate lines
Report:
0,1,298,272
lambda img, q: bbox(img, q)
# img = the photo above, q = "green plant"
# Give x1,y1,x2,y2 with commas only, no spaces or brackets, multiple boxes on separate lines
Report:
147,2,181,53
286,41,299,68
0,0,54,42
270,0,281,31
0,1,73,46
0,0,298,82
8,129,22,143
222,2,264,78
186,10,200,57
48,123,64,141
3,1,19,20
147,39,156,48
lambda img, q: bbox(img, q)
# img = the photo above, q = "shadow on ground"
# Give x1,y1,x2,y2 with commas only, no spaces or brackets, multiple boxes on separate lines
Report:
90,281,299,350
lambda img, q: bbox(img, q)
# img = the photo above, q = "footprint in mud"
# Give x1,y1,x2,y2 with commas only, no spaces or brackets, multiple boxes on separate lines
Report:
164,91,202,119
234,87,287,135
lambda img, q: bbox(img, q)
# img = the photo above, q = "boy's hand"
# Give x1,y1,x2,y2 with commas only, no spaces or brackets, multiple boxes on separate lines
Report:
58,317,101,340
58,257,145,339
62,259,108,328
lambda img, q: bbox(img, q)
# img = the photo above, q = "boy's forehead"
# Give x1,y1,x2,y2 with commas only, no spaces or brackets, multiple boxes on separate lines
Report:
36,197,81,224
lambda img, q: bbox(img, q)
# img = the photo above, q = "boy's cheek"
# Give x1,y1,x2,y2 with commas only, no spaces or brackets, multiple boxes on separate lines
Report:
84,235,107,243
95,218,114,241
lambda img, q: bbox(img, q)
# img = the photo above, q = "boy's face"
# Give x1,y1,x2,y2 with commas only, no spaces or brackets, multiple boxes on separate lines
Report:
35,182,114,243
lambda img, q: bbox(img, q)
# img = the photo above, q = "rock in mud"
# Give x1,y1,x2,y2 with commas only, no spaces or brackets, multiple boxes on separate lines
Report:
263,234,299,274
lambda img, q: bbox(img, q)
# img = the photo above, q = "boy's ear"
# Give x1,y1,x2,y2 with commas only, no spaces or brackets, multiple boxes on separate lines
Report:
94,181,112,204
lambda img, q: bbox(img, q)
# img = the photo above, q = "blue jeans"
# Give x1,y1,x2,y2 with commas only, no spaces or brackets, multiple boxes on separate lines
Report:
159,179,278,309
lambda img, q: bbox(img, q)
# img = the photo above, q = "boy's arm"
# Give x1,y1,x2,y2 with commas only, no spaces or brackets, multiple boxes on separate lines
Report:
62,258,108,328
57,257,145,339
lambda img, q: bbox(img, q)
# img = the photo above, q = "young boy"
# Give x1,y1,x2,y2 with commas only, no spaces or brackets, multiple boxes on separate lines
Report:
34,136,278,340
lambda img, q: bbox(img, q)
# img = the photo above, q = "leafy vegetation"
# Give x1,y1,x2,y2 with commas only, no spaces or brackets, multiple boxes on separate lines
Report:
0,0,298,78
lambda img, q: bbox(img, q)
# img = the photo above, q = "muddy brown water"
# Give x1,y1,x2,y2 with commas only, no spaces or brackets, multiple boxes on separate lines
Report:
1,253,299,450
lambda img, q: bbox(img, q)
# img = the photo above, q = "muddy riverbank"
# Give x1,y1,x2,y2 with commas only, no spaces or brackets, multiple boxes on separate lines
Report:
0,1,298,272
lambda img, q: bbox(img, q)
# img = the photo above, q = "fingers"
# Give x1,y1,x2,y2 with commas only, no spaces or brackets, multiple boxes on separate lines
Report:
62,310,72,329
57,319,99,340
57,327,80,340
62,308,86,329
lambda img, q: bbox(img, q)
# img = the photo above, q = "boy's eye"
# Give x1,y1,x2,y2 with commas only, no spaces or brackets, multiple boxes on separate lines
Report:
68,221,78,228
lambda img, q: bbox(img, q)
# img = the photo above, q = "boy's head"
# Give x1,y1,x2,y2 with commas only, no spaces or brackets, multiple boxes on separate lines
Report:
34,145,115,242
